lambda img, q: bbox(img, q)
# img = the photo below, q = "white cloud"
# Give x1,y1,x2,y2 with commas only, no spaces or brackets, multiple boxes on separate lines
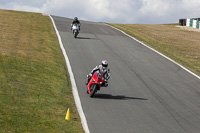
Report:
1,0,200,24
180,0,200,17
0,0,44,13
140,0,171,17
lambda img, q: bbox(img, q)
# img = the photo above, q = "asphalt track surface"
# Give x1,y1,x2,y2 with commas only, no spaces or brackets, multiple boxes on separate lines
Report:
52,16,200,133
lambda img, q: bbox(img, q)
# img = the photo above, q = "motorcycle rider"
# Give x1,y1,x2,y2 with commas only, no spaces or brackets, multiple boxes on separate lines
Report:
71,17,81,30
86,60,110,87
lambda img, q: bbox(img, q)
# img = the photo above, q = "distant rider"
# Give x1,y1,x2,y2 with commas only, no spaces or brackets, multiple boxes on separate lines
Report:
71,17,81,30
86,60,110,87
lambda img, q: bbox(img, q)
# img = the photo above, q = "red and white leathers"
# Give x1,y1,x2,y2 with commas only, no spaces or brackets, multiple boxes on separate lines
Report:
86,65,110,86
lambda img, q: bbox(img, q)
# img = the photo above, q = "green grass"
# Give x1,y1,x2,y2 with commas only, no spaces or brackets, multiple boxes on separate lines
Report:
0,9,84,133
108,23,200,76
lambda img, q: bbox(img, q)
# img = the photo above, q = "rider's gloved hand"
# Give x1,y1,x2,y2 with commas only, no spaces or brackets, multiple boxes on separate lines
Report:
87,73,92,78
86,73,92,85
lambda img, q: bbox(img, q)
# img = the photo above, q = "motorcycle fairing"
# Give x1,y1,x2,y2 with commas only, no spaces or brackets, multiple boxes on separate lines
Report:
88,72,104,94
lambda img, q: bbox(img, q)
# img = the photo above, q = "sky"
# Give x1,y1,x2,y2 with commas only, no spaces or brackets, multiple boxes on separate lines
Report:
1,0,200,24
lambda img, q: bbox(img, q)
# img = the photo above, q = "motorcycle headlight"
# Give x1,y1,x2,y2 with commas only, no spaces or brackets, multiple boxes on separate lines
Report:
93,79,96,82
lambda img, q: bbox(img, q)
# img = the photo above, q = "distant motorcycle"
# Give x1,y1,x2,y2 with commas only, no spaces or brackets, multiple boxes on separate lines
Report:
72,23,79,38
86,71,105,97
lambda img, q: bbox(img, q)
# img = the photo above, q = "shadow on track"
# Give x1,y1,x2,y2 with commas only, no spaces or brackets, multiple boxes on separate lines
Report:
93,93,148,100
76,37,92,39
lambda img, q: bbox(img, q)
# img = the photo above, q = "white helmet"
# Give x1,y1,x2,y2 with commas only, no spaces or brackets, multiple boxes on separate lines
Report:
102,60,108,68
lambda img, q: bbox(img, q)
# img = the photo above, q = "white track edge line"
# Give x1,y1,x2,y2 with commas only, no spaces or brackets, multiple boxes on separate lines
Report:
105,24,200,80
49,15,90,133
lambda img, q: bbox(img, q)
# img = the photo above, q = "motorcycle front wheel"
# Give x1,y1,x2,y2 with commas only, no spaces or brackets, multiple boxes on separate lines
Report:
90,84,97,97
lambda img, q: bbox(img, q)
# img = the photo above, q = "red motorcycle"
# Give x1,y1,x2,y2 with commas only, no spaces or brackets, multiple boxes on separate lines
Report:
87,71,105,97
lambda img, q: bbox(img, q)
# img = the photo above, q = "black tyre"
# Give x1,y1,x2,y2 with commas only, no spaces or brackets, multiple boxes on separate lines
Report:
90,84,97,97
75,32,78,38
74,30,78,38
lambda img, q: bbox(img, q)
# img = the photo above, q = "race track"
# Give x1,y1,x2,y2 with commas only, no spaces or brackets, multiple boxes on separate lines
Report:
51,16,200,133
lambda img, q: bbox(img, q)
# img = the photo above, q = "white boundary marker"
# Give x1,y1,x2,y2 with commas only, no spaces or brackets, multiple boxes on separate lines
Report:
49,15,90,133
105,24,200,80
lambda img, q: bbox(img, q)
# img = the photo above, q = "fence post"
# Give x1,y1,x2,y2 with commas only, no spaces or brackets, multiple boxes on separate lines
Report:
196,20,199,29
193,20,197,28
190,19,193,27
186,19,190,26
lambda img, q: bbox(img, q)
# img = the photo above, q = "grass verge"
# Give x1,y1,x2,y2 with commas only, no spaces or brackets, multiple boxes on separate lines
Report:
0,9,84,133
108,23,200,76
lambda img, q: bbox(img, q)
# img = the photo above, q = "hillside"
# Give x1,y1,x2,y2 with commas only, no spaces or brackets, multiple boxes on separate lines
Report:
0,9,84,133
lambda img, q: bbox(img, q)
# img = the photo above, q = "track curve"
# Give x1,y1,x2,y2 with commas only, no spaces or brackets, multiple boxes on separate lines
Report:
52,15,200,133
